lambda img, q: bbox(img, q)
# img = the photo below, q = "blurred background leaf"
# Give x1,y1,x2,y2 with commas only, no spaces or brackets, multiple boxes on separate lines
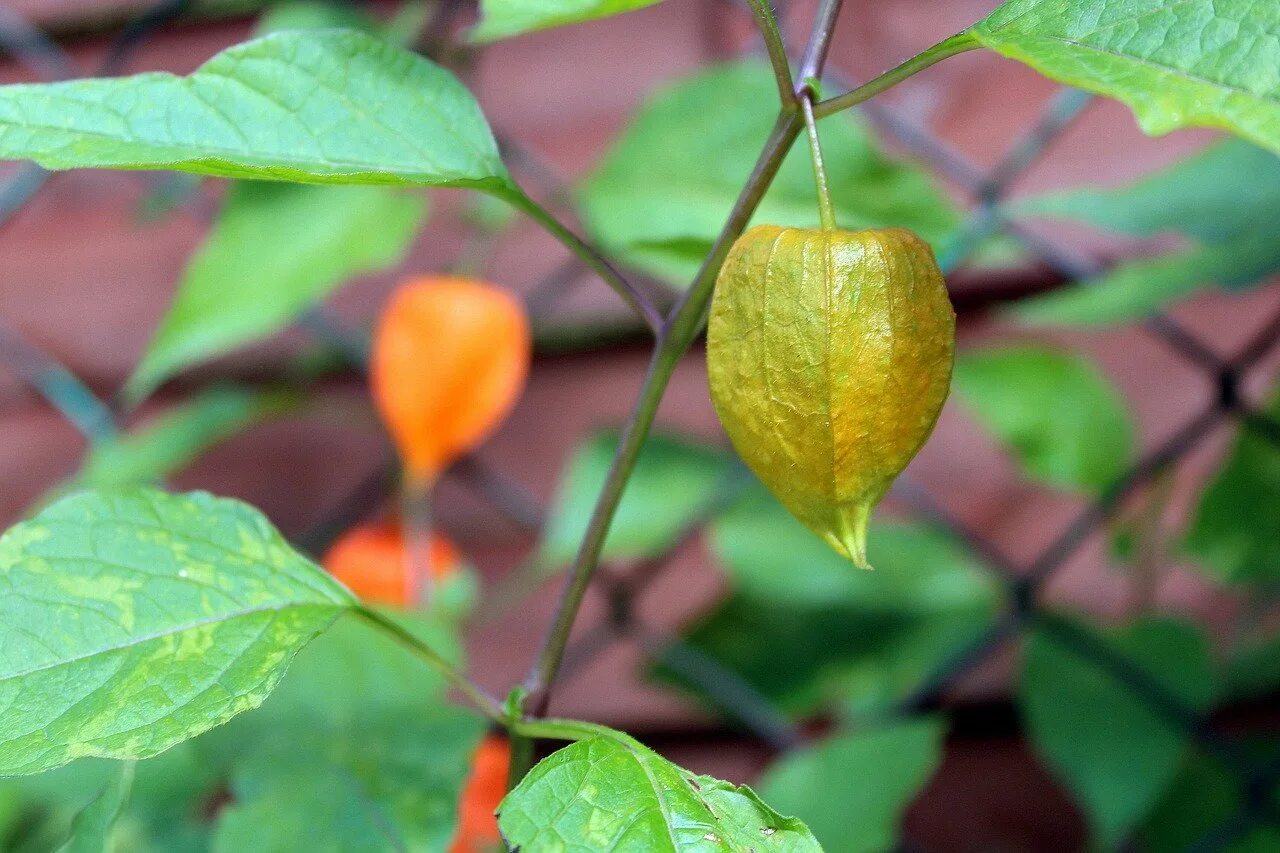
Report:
1020,615,1217,847
1185,388,1280,585
1139,747,1280,852
655,485,1001,718
579,61,960,287
65,387,292,494
536,431,736,568
210,708,483,852
1011,141,1280,325
471,0,665,43
127,181,426,401
953,345,1134,494
757,718,945,853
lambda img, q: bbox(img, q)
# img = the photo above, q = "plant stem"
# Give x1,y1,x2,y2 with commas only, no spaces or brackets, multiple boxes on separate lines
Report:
521,109,803,713
800,92,836,230
797,0,844,87
499,186,663,334
745,0,793,101
353,605,506,723
401,481,435,605
814,31,979,118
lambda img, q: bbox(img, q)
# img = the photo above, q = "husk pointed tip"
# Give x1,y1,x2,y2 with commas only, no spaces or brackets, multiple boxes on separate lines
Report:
838,502,874,571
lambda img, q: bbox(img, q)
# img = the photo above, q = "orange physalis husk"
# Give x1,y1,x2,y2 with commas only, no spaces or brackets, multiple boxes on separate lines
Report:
449,733,511,853
322,520,460,607
371,276,531,487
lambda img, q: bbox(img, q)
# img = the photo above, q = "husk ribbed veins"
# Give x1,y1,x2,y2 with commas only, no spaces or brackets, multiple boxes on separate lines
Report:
707,225,955,569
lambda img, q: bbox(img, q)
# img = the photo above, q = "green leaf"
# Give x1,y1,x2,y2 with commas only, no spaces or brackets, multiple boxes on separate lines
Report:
0,488,354,776
56,763,134,853
257,0,378,33
1020,616,1217,846
971,0,1280,154
1016,140,1280,245
580,61,960,286
209,611,463,743
1225,633,1280,702
757,719,945,853
538,431,736,567
69,388,289,492
1010,237,1280,327
211,709,484,853
0,30,510,189
953,345,1134,493
471,0,664,42
1010,141,1280,326
128,180,425,399
659,487,1000,717
499,732,820,851
1140,748,1280,853
1184,391,1280,585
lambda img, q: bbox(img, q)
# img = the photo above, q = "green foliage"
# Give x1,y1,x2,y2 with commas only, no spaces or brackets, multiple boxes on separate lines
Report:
1013,141,1280,325
580,61,960,286
257,0,378,32
68,388,290,492
953,345,1134,494
472,0,664,42
0,31,511,190
0,489,354,776
1225,633,1280,702
1020,616,1218,846
211,710,483,852
499,731,820,850
1185,391,1280,584
127,181,426,400
659,486,1000,717
1139,748,1280,853
0,606,474,849
757,718,945,853
972,0,1280,154
56,763,134,853
538,431,736,567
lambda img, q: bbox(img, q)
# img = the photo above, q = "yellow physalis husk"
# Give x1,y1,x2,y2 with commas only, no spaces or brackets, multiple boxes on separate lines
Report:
707,226,955,570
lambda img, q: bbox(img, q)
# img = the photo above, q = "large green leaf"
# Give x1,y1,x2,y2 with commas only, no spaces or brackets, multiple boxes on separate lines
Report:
0,488,354,776
1020,616,1217,847
69,388,289,492
953,345,1134,494
499,731,820,851
580,61,960,286
211,709,484,853
660,487,1000,717
538,431,736,567
0,30,510,189
757,719,945,853
1185,389,1280,585
128,179,425,400
971,0,1280,154
1012,141,1280,325
471,0,664,43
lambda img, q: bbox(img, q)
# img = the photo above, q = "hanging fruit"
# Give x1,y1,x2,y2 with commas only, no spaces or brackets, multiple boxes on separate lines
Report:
323,520,460,606
449,733,511,853
706,225,955,569
371,277,531,486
